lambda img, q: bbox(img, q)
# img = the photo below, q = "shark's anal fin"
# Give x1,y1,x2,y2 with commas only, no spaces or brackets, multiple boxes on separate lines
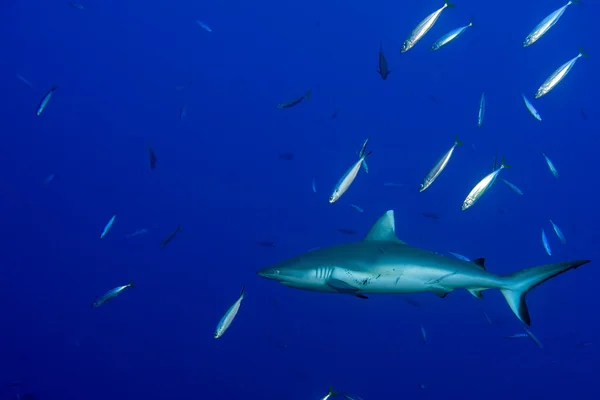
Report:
429,286,451,298
364,210,407,244
356,294,369,299
326,278,360,294
472,258,486,270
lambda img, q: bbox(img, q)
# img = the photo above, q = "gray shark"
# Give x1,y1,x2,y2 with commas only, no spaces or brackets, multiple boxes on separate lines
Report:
257,210,590,325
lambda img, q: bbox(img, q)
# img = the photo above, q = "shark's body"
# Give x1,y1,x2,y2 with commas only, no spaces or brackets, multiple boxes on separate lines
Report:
257,210,590,325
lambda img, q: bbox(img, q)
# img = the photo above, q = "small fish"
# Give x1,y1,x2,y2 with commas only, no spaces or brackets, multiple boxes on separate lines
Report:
342,394,364,400
36,86,56,116
505,333,529,340
214,285,246,339
420,134,463,192
68,2,84,9
523,1,579,47
477,92,485,127
522,94,542,121
462,157,511,211
256,241,277,248
377,40,391,80
16,74,33,88
448,252,470,262
421,212,440,220
278,152,295,161
329,141,372,204
420,324,427,343
542,228,552,256
549,219,566,244
350,204,364,213
401,1,455,53
277,90,311,109
500,178,523,195
196,20,212,32
179,105,187,121
43,173,55,185
357,137,370,173
331,108,341,119
160,225,182,247
576,341,592,348
483,311,492,325
430,19,474,51
541,152,559,179
148,141,157,170
383,182,407,188
175,80,192,90
402,297,421,307
337,228,357,235
100,215,117,239
321,387,339,400
312,177,317,193
523,326,544,349
535,48,589,99
91,279,134,308
125,228,149,238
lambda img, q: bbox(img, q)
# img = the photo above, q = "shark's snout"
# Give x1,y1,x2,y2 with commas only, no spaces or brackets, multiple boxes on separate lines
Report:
257,267,281,280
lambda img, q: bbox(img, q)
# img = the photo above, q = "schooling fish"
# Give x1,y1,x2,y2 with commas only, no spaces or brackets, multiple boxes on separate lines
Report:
214,285,246,339
160,225,182,247
550,219,566,244
542,228,552,256
100,214,117,239
401,1,455,53
377,40,391,80
500,178,523,195
477,92,485,128
534,48,589,99
462,157,511,211
420,134,463,192
36,86,56,116
148,141,157,170
196,20,212,32
523,1,579,47
312,177,317,193
541,152,559,179
448,252,470,262
91,279,134,308
277,90,311,109
522,94,542,121
420,324,427,343
329,142,372,204
430,19,473,51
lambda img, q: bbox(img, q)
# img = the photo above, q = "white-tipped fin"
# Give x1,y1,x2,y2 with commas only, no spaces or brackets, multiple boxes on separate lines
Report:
364,210,406,244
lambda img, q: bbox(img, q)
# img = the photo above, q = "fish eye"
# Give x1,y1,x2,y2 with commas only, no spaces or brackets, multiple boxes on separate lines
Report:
275,269,280,275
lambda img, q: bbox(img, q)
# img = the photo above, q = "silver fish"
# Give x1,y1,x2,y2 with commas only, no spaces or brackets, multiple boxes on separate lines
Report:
541,152,559,179
523,1,579,47
535,48,589,99
477,92,485,128
350,204,364,213
430,19,473,51
36,86,56,116
196,20,212,32
500,178,523,195
506,333,529,340
329,141,372,204
462,158,511,211
401,1,455,53
420,134,463,192
542,228,552,256
100,214,117,239
312,177,317,193
214,285,246,339
91,280,134,308
522,94,542,121
550,219,566,244
448,252,470,262
420,324,427,343
16,74,33,88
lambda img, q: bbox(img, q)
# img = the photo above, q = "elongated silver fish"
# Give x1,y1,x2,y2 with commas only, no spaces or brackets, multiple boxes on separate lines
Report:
541,152,559,179
477,92,485,127
420,135,463,192
100,214,117,239
522,94,542,121
329,141,372,204
506,333,529,340
430,19,473,51
550,219,566,244
534,48,589,99
542,228,552,256
523,1,579,47
196,20,212,32
214,285,246,339
500,178,523,195
420,324,427,343
462,157,510,211
36,86,56,116
448,251,470,262
523,326,544,348
401,1,455,53
350,204,364,213
312,177,317,193
91,280,134,308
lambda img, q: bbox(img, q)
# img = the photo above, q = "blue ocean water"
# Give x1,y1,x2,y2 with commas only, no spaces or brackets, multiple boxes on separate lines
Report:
1,0,599,398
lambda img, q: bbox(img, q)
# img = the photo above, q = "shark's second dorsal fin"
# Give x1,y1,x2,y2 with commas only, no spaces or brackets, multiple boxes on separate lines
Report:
364,210,407,244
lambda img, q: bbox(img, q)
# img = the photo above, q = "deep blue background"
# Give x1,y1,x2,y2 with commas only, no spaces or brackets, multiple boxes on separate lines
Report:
1,0,599,399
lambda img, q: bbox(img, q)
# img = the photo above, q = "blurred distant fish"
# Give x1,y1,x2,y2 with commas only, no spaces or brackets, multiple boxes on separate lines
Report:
125,228,149,238
350,204,364,213
523,325,544,348
16,74,33,88
448,252,470,262
550,219,566,244
421,212,440,220
542,228,552,256
420,134,462,192
523,1,578,47
148,141,157,170
401,1,455,53
535,48,588,99
522,94,542,121
312,177,317,193
100,214,116,239
68,2,84,10
331,108,341,119
277,90,311,109
576,341,592,348
7,381,22,388
329,141,372,204
541,152,559,179
179,105,187,121
36,86,56,116
462,157,511,211
214,285,246,339
580,107,587,120
505,333,529,340
483,311,492,325
337,228,357,235
420,324,427,343
430,19,473,51
175,80,192,90
196,20,212,32
377,40,391,80
402,296,422,307
357,137,370,173
341,393,364,400
278,152,294,161
383,182,407,188
256,240,276,248
43,173,55,185
91,279,134,308
500,178,523,195
160,225,182,247
477,92,485,127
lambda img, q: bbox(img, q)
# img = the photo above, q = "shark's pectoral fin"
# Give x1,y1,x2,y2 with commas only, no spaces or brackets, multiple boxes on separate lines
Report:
326,278,360,294
429,286,452,298
468,289,485,299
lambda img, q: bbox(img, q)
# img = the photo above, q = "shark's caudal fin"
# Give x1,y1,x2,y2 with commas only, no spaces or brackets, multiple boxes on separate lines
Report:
364,210,407,244
500,260,591,325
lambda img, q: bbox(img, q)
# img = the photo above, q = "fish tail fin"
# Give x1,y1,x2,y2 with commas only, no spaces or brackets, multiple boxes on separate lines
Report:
571,0,581,5
499,260,590,325
363,151,373,159
455,134,463,146
579,46,590,57
492,152,498,171
328,386,339,397
305,89,311,102
445,1,456,8
239,284,246,299
469,16,475,27
128,279,135,289
177,224,182,232
361,159,369,174
501,157,512,169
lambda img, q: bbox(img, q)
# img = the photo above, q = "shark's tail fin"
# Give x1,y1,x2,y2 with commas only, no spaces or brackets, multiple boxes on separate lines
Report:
499,260,590,325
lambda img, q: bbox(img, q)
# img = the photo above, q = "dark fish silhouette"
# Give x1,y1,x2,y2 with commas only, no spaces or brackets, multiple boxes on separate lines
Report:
402,297,422,307
148,141,157,169
337,228,357,235
256,241,277,248
277,90,311,108
278,152,295,161
377,41,391,80
421,212,440,220
160,225,182,247
331,108,341,119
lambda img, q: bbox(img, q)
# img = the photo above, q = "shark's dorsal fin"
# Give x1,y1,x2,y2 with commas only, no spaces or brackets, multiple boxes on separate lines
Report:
364,210,406,244
472,258,486,270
